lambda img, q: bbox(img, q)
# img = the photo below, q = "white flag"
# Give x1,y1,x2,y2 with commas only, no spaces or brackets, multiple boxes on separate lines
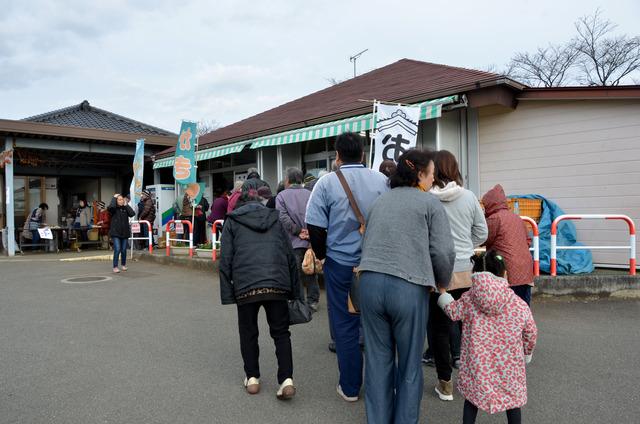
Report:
372,103,420,171
129,139,145,215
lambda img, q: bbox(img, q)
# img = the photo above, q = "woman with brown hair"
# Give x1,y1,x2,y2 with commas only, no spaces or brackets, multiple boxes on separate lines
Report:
426,150,488,402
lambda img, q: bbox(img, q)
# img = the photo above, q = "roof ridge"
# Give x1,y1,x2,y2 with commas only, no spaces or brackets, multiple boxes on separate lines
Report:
398,58,501,78
87,104,176,135
23,100,176,136
23,102,85,122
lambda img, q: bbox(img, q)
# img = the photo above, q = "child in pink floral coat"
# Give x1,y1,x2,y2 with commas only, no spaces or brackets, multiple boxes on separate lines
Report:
438,250,538,424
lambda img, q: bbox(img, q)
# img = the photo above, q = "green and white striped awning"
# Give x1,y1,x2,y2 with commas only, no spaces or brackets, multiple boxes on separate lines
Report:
153,95,459,168
152,141,249,169
153,157,174,169
249,114,373,149
249,95,457,149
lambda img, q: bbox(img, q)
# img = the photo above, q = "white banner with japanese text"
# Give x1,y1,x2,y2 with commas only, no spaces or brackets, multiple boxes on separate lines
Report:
371,103,420,171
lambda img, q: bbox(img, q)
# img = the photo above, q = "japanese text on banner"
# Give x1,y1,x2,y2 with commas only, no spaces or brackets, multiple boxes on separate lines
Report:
371,104,420,171
173,121,198,184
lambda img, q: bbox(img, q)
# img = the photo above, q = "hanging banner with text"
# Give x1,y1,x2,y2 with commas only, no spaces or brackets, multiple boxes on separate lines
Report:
371,103,420,171
173,121,198,185
129,139,145,215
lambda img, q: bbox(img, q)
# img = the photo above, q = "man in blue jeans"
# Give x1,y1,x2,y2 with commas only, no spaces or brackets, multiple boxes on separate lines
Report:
305,132,389,402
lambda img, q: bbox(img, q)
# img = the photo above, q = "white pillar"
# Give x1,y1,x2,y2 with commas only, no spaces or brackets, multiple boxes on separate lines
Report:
276,145,283,183
5,137,15,256
153,168,161,185
256,149,264,177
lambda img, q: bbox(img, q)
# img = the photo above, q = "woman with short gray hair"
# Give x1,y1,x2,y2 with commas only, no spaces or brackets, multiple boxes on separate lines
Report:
276,167,320,310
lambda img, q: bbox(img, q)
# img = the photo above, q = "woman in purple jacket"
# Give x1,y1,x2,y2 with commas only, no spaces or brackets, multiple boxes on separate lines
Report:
275,167,319,311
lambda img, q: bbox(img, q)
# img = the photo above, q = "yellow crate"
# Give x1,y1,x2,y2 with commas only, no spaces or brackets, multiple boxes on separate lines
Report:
507,198,542,222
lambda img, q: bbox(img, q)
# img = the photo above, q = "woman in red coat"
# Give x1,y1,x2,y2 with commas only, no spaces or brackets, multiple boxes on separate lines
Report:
481,184,535,305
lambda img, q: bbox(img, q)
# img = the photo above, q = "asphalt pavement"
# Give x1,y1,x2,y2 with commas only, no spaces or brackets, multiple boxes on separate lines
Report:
0,256,638,423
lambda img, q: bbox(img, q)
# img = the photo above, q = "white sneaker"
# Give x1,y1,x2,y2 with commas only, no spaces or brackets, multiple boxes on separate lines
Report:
243,377,260,395
276,378,295,400
113,267,120,273
337,384,358,402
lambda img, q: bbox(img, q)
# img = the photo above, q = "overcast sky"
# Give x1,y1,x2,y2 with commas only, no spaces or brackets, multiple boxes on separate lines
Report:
1,0,638,132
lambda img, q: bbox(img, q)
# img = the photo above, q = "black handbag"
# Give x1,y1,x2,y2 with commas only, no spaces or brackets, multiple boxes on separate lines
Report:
288,299,312,325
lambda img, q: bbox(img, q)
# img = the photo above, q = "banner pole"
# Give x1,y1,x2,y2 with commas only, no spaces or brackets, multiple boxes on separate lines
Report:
191,131,199,244
368,100,377,168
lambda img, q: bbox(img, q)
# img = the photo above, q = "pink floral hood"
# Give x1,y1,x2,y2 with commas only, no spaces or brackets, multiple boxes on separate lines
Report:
469,272,511,316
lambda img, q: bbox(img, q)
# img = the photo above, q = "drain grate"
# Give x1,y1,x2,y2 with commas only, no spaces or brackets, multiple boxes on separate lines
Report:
61,276,113,284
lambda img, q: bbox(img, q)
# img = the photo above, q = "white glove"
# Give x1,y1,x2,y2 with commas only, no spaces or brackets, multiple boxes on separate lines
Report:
437,292,455,310
525,354,533,364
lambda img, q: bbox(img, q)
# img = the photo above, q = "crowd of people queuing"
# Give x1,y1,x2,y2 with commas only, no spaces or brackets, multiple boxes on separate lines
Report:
218,132,538,424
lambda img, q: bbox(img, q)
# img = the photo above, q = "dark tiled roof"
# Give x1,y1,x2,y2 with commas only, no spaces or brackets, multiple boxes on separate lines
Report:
24,100,176,136
185,59,505,152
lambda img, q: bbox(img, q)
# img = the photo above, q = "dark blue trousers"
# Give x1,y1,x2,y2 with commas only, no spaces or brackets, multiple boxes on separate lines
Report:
360,271,429,424
323,256,362,397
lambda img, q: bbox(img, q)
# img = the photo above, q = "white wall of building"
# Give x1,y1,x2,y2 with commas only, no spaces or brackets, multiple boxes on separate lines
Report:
478,99,640,268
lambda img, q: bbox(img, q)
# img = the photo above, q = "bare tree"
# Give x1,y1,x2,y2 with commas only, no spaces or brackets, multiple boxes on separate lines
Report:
481,62,518,79
509,43,580,87
574,9,640,85
197,119,221,137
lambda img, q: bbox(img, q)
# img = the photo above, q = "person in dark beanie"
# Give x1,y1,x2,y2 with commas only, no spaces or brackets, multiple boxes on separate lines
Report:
242,167,271,194
219,193,300,400
108,194,135,273
303,173,317,191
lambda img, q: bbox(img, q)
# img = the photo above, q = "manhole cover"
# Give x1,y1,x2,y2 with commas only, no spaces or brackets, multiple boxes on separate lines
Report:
61,276,113,284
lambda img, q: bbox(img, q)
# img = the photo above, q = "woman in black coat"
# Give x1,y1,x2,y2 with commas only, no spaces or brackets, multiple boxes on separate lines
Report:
219,194,300,400
108,194,135,273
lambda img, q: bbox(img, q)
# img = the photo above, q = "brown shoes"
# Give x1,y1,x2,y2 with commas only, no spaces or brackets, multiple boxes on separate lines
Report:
244,377,260,395
435,379,454,401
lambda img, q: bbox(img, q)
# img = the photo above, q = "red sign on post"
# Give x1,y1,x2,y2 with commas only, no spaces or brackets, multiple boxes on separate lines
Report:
175,222,184,235
131,223,141,233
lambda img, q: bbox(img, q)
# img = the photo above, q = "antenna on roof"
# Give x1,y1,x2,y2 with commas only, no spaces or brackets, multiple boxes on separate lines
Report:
349,49,368,78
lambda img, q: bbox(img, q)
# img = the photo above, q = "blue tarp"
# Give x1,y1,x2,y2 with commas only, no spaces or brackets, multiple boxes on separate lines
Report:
508,195,594,275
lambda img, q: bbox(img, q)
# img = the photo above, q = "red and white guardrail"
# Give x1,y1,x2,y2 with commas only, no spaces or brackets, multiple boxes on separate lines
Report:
550,214,636,276
165,219,193,258
521,216,540,277
129,220,153,256
211,219,224,261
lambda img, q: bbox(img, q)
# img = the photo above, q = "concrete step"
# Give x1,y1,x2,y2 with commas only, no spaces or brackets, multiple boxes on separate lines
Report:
135,251,639,298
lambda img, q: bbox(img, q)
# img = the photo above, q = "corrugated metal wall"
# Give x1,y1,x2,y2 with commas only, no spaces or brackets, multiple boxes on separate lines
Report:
478,100,640,268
